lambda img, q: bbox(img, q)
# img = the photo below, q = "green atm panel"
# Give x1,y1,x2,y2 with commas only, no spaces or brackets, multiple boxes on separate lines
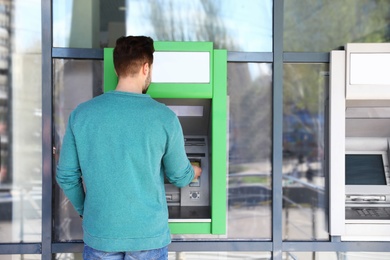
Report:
104,42,227,235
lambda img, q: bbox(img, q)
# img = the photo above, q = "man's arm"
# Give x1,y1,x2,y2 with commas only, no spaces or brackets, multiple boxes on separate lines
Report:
163,117,199,188
56,114,85,216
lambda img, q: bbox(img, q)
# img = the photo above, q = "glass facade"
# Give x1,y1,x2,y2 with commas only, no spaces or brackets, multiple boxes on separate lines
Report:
0,255,40,260
55,252,272,260
227,63,272,239
52,61,272,241
53,0,273,51
0,0,42,243
283,252,390,260
284,0,390,52
1,0,390,259
53,59,103,242
282,63,328,241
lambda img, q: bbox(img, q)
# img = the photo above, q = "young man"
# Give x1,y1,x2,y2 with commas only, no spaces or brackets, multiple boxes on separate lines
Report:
56,36,202,259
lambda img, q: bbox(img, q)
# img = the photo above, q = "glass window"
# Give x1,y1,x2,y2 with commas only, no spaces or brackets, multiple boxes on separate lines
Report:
0,255,41,260
53,59,103,241
0,0,42,243
284,252,390,260
53,60,272,240
56,252,272,260
340,252,390,260
226,63,272,239
282,63,328,241
53,0,272,52
168,252,271,259
55,254,83,260
54,252,390,260
284,0,390,52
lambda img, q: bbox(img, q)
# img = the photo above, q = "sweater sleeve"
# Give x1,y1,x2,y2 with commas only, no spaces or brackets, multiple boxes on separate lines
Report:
56,113,85,216
163,116,195,188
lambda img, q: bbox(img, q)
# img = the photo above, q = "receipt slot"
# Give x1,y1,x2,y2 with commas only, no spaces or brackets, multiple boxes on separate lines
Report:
104,42,227,235
330,43,390,240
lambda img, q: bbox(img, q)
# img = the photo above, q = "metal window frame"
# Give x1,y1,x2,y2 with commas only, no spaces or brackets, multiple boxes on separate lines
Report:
42,0,53,259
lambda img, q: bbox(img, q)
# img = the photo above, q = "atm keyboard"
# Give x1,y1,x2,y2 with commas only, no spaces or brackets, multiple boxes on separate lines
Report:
346,207,390,220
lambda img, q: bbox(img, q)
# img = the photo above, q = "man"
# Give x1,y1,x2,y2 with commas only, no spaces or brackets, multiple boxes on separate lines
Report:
56,35,202,259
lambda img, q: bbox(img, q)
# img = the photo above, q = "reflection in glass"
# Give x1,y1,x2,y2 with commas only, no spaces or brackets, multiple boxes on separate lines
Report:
227,63,272,239
0,255,41,260
53,60,272,240
284,252,337,260
284,252,390,260
53,0,272,51
283,63,328,241
284,0,390,52
168,252,271,260
0,0,42,243
53,59,103,241
339,252,390,260
56,252,271,260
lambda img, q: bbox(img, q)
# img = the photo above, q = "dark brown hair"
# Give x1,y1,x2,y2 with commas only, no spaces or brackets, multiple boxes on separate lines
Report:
113,36,154,78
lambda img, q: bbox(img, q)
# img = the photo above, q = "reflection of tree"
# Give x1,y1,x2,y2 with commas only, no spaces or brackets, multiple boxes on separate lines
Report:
284,64,326,115
147,0,235,49
147,0,273,166
196,0,235,49
284,1,390,52
228,64,272,165
283,64,327,162
283,1,390,162
238,76,272,162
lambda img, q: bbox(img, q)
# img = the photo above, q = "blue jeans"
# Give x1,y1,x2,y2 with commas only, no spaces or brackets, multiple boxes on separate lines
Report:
83,244,168,260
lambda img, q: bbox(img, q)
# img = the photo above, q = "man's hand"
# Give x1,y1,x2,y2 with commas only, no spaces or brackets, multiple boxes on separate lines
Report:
192,165,202,179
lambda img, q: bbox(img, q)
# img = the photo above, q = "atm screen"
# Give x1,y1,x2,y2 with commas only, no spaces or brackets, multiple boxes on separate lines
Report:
345,154,387,185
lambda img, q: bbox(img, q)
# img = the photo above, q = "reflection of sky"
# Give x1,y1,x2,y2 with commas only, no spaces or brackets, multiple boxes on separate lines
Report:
51,0,272,52
14,0,42,52
126,0,272,52
249,63,272,81
222,0,272,52
53,0,73,47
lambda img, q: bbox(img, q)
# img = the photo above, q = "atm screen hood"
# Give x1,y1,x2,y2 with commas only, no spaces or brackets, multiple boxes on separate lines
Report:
155,98,211,136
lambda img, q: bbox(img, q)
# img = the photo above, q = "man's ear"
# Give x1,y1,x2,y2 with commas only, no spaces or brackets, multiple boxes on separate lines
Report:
142,63,150,76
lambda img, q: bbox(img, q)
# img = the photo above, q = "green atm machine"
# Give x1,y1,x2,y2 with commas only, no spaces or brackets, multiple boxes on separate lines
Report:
104,42,227,235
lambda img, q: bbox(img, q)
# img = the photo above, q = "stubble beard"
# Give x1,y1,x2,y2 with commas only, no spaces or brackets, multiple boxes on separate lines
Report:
142,71,151,94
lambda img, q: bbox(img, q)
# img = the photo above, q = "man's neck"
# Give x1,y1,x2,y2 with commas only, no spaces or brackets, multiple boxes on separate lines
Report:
115,77,143,94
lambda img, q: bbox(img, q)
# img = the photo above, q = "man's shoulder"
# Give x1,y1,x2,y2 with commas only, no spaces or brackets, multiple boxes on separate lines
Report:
76,93,107,109
150,99,177,119
70,94,108,119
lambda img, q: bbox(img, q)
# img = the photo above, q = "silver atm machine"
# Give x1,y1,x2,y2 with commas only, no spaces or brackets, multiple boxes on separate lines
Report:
330,43,390,240
156,98,212,220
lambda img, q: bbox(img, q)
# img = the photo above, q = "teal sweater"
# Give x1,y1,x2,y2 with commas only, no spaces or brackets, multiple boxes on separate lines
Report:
56,91,194,252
